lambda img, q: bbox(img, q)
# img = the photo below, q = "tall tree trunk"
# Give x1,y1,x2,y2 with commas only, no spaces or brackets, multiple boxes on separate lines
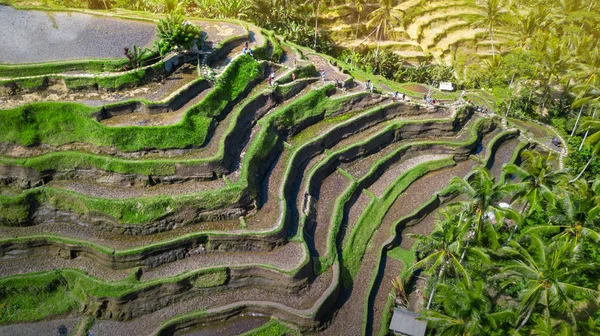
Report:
526,87,533,117
579,107,597,151
570,152,596,183
313,1,319,50
375,23,382,58
539,80,551,116
490,24,495,57
571,105,585,136
426,264,445,310
506,98,513,117
355,11,361,44
516,305,535,332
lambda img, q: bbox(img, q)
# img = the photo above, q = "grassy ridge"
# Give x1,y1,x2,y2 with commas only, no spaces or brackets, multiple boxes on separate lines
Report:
342,157,456,285
1,60,165,91
0,56,156,77
0,55,262,151
0,267,227,325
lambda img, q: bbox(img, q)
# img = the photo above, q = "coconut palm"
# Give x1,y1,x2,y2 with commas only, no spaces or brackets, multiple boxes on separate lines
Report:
531,33,571,114
425,280,514,335
531,314,576,336
450,166,514,247
470,0,508,57
366,0,404,58
408,210,487,309
497,235,599,331
503,150,566,215
526,182,600,244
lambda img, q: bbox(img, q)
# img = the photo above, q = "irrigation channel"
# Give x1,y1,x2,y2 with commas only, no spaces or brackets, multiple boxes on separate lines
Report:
0,6,548,336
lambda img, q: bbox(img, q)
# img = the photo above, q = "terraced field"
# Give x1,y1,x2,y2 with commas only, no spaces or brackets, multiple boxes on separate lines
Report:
0,7,531,336
326,0,513,63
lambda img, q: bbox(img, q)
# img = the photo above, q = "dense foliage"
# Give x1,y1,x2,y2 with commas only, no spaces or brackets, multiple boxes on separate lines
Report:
155,13,203,52
409,152,600,335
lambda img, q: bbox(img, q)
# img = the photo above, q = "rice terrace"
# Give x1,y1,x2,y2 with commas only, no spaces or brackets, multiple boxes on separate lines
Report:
0,0,599,335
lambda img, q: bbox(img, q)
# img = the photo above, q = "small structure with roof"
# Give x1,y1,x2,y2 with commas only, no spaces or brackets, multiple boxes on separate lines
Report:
389,308,427,336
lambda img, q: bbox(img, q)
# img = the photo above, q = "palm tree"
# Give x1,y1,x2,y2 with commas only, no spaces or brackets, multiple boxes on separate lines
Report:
530,33,570,114
531,314,576,336
425,280,514,335
503,150,566,215
470,0,508,57
526,183,600,244
408,210,486,309
497,235,599,331
366,0,404,58
508,7,550,49
450,166,514,247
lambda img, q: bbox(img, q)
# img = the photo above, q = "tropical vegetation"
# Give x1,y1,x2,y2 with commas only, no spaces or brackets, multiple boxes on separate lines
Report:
409,150,600,335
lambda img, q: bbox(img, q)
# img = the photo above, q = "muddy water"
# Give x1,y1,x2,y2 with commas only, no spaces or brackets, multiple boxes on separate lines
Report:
179,315,269,336
0,5,156,63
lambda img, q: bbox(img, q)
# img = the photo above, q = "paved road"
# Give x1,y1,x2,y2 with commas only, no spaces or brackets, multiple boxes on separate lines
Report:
0,5,156,63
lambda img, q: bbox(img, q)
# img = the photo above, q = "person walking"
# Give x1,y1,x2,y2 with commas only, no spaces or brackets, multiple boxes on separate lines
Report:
292,72,296,81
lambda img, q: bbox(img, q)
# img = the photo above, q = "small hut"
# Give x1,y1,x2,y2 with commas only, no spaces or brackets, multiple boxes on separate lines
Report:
389,308,427,336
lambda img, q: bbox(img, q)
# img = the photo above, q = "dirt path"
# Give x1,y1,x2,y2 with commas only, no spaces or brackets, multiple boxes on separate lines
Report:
306,54,349,83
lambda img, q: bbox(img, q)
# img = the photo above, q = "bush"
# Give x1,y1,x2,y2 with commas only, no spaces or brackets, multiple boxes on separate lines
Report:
156,13,203,52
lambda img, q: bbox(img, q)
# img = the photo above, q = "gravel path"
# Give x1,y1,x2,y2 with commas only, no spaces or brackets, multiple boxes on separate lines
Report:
0,6,156,63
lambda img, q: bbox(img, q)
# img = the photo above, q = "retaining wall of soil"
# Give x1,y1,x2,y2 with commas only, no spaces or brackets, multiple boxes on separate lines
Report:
0,226,312,275
153,263,342,335
89,263,314,322
95,79,212,119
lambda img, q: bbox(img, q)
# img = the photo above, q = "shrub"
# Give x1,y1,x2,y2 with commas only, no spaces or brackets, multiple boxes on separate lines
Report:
156,13,203,52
